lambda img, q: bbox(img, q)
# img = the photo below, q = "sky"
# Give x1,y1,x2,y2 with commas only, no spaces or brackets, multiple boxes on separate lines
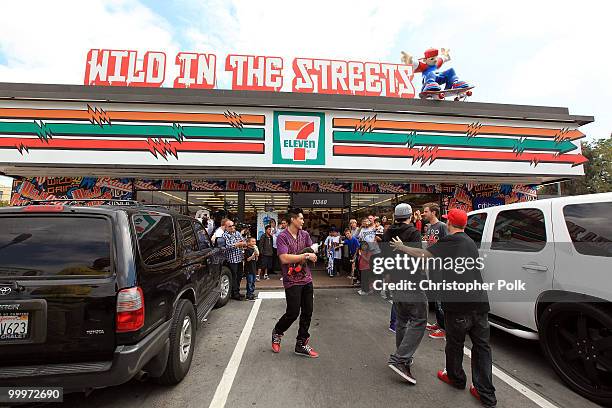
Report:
0,0,611,187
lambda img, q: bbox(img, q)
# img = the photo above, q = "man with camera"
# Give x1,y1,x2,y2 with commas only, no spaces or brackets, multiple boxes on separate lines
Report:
223,219,248,301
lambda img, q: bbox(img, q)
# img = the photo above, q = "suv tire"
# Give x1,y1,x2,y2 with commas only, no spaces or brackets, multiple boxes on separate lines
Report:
215,267,232,309
539,302,612,406
157,299,197,385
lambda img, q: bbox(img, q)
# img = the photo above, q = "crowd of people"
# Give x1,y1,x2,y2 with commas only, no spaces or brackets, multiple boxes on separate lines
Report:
200,203,496,408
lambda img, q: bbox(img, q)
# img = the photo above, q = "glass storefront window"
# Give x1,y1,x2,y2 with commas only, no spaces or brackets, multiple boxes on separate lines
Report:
136,191,187,214
188,192,239,216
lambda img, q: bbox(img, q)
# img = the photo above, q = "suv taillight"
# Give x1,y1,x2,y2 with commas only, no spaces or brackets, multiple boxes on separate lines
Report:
116,286,145,333
22,205,64,212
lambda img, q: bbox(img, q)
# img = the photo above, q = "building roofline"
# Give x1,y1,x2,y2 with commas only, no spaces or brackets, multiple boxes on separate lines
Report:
0,82,594,126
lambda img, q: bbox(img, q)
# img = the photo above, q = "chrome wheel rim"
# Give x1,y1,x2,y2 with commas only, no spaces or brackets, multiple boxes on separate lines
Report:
220,274,230,299
179,315,192,363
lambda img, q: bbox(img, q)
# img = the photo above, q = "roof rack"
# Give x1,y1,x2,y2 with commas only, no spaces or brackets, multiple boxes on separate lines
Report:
27,199,142,206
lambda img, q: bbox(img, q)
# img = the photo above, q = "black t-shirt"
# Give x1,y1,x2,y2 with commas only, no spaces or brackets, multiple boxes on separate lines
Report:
244,247,257,274
428,232,490,313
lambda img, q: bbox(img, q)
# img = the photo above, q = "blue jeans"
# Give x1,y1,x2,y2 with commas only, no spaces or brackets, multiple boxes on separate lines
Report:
246,272,256,297
423,67,459,90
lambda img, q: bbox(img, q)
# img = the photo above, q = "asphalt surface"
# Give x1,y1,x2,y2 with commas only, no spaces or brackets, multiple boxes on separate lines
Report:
53,289,599,408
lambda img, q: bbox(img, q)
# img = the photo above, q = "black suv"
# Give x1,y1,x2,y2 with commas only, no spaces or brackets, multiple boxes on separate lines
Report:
0,201,231,391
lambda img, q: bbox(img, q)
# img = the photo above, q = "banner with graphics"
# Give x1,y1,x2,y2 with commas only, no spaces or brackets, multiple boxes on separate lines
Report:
257,212,278,240
10,177,133,205
10,177,537,211
442,183,537,213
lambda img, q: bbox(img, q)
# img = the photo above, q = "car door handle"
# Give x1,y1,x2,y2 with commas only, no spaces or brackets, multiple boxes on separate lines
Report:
521,264,548,272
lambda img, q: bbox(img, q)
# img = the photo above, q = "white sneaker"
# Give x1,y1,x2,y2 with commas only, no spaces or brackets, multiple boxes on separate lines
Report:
264,274,269,280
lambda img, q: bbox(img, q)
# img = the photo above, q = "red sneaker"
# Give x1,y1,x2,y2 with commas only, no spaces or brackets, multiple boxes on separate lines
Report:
429,329,446,339
272,331,282,353
295,338,319,358
470,385,481,402
426,323,439,331
437,370,452,385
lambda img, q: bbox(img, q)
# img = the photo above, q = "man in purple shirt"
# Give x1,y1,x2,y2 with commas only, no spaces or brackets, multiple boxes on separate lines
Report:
271,208,319,358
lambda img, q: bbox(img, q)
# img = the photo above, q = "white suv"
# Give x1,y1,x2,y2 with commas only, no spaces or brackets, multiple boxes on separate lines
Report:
466,193,612,406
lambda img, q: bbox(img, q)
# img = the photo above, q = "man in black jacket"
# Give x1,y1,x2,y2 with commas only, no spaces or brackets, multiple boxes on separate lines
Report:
390,209,496,407
383,203,427,385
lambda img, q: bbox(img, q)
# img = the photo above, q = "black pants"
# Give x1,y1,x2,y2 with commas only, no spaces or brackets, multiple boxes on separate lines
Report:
274,282,314,340
228,262,244,297
333,258,342,276
342,258,352,275
361,269,372,292
445,311,497,407
271,248,279,274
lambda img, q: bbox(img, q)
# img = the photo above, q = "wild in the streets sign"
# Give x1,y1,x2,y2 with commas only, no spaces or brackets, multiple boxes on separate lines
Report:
84,49,416,98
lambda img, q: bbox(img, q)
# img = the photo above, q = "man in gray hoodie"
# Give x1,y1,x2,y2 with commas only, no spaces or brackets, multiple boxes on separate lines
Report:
382,203,426,385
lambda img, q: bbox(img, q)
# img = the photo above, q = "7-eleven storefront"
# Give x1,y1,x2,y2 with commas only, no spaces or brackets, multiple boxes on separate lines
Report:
0,82,592,232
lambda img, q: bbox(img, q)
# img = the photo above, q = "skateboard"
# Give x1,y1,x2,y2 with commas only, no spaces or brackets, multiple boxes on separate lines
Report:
419,86,474,101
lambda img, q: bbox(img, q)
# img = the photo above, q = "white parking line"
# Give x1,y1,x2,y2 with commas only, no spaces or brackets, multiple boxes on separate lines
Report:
257,291,286,299
463,347,559,408
208,298,262,408
209,294,558,408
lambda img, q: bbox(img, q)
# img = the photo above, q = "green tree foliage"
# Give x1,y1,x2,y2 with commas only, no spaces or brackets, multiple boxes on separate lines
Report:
540,137,612,196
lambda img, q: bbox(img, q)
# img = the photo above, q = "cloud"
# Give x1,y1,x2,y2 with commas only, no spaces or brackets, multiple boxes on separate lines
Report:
180,0,434,89
386,0,611,140
179,0,609,139
0,0,179,85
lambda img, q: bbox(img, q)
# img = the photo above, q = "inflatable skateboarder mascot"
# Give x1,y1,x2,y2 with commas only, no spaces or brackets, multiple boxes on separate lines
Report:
401,48,471,94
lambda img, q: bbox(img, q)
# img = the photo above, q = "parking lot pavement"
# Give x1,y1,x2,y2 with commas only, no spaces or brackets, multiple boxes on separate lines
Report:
59,289,600,408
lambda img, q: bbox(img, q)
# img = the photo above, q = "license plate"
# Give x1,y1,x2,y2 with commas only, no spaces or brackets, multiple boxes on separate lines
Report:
0,312,29,340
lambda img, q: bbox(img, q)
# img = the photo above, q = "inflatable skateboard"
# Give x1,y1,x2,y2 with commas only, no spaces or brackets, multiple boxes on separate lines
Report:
419,86,474,101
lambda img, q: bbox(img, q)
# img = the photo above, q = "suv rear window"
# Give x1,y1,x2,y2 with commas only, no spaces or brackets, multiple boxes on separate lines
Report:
178,219,198,254
133,213,177,265
491,208,547,252
563,202,612,257
0,216,112,278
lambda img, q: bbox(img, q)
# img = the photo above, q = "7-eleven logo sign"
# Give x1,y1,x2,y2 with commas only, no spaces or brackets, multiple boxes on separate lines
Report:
273,111,325,165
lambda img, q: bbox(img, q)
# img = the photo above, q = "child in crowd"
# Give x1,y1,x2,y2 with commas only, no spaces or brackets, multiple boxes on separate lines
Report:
357,241,373,295
244,237,259,301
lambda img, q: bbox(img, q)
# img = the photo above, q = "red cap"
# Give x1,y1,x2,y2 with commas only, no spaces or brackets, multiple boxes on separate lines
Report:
442,208,468,228
423,48,439,59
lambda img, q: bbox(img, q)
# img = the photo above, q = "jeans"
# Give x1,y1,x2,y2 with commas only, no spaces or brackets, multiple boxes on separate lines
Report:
360,269,372,292
228,262,244,297
390,303,397,327
445,311,497,407
388,292,428,365
423,67,459,90
434,300,445,330
274,282,314,340
333,258,341,276
246,272,256,297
